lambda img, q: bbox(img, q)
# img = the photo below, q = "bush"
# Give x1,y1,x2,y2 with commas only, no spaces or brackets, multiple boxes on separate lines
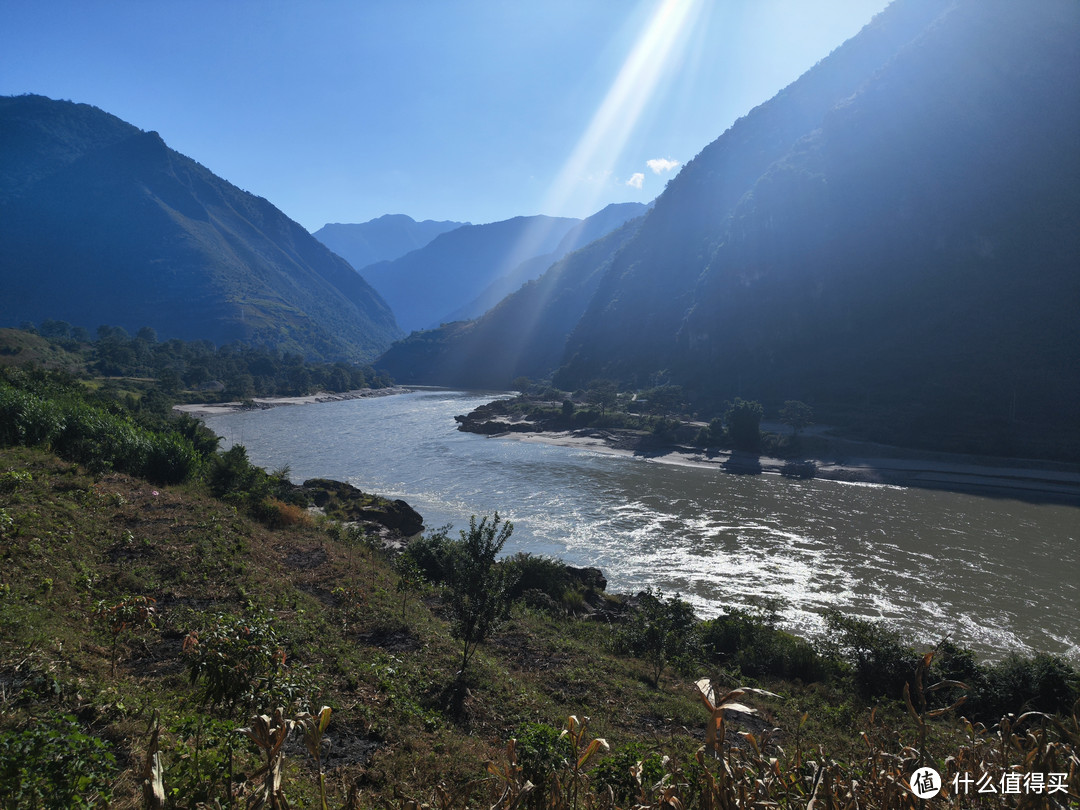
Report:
256,497,307,528
0,381,201,483
208,444,265,500
700,608,826,683
514,722,571,797
504,552,574,601
183,612,309,714
0,712,116,808
823,610,920,698
446,514,519,677
615,587,698,686
405,525,456,584
978,652,1080,718
594,742,666,805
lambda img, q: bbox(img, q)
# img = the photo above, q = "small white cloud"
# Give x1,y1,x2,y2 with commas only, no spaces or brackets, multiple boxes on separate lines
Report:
626,172,645,189
647,158,680,174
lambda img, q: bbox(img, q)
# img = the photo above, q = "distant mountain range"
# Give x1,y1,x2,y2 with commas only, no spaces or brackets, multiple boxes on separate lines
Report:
356,203,646,333
313,214,467,272
378,0,1080,460
0,95,402,361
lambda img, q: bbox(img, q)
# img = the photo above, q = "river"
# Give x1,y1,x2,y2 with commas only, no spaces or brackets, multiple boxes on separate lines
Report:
204,389,1079,662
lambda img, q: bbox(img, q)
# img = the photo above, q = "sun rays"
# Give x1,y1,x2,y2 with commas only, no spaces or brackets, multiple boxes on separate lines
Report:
540,0,703,218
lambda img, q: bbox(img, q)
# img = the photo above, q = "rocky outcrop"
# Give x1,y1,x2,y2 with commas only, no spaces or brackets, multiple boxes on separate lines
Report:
298,478,424,537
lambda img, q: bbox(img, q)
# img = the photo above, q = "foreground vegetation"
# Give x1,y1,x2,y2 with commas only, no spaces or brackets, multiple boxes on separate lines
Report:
1,365,1078,808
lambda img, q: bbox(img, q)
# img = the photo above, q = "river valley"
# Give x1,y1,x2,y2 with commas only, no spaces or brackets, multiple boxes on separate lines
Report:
203,389,1080,662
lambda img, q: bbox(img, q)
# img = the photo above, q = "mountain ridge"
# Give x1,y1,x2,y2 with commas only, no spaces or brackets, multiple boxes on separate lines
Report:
0,94,402,362
313,214,467,274
379,0,1080,460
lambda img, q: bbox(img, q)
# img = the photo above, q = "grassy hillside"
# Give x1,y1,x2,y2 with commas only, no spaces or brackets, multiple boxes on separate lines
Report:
1,367,1077,808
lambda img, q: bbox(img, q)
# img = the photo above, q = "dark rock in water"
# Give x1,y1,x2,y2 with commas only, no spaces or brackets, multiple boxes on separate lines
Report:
781,460,817,479
299,478,424,537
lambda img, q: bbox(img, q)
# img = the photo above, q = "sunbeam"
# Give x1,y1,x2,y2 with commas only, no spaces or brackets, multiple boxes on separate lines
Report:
541,0,704,218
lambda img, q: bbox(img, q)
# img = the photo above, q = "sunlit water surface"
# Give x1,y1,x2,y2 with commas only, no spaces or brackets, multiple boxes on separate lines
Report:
205,390,1079,661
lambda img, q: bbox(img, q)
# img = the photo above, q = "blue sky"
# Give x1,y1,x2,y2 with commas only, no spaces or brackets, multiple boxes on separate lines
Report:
2,0,891,231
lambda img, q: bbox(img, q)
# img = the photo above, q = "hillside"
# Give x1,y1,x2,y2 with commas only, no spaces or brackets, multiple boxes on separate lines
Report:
360,214,581,333
555,0,1080,458
436,202,649,326
313,214,467,272
377,216,644,387
0,95,403,362
379,0,1080,461
1,365,1077,807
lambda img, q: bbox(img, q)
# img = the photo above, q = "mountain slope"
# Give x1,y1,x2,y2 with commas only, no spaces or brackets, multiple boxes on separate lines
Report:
436,202,649,326
551,0,1080,457
313,214,466,271
376,215,644,388
0,95,402,361
359,214,582,333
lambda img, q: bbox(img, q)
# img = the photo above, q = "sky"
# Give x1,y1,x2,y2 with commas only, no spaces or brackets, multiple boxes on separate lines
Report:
1,0,892,232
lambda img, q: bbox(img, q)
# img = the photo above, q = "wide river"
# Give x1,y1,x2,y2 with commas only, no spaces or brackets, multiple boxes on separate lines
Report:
204,389,1079,662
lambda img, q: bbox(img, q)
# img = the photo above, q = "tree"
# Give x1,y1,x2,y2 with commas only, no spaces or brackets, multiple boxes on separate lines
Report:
446,513,518,679
724,398,764,451
616,587,697,687
780,400,814,438
585,379,618,417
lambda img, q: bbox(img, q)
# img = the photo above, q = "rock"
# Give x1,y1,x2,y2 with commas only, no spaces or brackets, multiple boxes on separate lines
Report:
298,478,424,537
566,565,607,592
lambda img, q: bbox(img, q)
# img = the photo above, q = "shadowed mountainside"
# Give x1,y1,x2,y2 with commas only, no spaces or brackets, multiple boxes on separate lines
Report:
380,0,1080,460
0,95,402,362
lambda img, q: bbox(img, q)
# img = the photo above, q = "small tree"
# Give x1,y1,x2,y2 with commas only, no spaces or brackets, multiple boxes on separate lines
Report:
724,398,764,451
616,587,697,687
779,400,813,438
446,513,518,679
94,595,157,677
585,379,618,418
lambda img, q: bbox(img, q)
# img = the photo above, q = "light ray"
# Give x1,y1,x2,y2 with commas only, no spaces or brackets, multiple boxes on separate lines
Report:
541,0,704,217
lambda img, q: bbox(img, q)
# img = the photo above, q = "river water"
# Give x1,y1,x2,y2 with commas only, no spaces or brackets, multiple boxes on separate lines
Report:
204,389,1079,661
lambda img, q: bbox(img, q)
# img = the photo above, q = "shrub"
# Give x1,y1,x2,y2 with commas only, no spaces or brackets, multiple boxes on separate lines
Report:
504,552,574,601
405,524,456,584
514,722,571,797
699,601,827,682
208,444,266,500
594,742,666,805
445,514,519,677
615,587,698,686
183,612,309,714
0,712,116,808
976,652,1080,719
823,610,920,698
256,497,307,528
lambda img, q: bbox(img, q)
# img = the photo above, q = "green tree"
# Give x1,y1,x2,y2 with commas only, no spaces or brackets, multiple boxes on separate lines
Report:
446,513,518,679
724,398,764,451
779,400,814,438
585,379,618,417
616,587,697,687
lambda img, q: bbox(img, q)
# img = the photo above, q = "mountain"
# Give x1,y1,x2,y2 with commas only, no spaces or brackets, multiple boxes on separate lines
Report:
435,202,649,325
380,0,1080,460
376,214,645,387
313,214,466,272
359,214,582,333
0,95,402,361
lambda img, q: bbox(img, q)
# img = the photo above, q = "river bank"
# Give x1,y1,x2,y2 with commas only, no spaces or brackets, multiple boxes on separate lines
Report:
513,429,1080,502
456,406,1080,504
172,385,413,418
